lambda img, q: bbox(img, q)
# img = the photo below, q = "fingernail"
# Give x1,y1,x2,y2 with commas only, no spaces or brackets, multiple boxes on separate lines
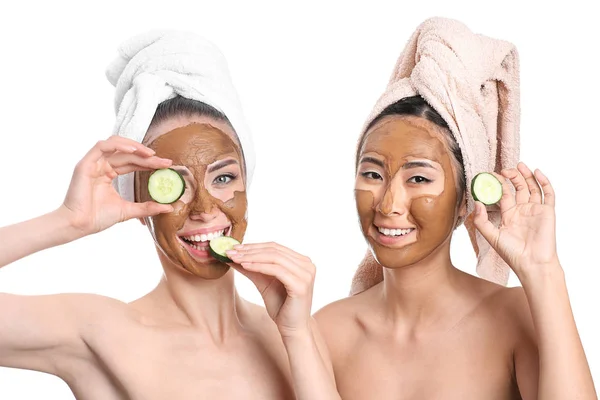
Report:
233,244,244,250
226,250,237,255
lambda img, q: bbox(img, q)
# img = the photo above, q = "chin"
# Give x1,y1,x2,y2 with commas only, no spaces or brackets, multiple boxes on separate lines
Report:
178,260,231,280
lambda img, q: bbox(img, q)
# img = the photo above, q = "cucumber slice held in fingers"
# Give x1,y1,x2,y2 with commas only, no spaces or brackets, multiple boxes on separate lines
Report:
209,236,241,263
471,172,503,205
148,168,185,204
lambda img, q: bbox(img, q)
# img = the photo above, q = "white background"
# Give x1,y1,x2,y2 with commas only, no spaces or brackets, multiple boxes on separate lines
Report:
0,0,598,397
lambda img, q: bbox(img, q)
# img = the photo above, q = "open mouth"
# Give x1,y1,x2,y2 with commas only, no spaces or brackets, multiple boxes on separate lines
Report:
376,226,415,237
178,226,232,257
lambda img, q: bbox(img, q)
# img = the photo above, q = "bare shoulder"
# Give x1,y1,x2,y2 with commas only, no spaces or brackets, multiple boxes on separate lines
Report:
314,288,376,351
492,285,535,333
464,277,535,340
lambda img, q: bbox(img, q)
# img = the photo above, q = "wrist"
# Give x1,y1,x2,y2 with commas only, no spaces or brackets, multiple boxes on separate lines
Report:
280,325,313,346
517,260,565,291
51,206,89,243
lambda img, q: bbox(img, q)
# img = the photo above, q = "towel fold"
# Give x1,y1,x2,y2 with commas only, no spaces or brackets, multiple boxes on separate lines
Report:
106,30,255,202
351,17,520,295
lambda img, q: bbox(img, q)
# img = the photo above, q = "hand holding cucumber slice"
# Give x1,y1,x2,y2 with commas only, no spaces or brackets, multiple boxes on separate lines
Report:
148,168,185,204
209,236,241,263
471,172,503,205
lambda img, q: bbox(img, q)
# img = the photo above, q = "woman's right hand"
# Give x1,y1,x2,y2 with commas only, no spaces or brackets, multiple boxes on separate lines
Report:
60,135,174,235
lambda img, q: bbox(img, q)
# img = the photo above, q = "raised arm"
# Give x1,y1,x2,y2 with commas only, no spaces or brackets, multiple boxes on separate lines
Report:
227,243,341,400
473,163,597,400
0,136,173,374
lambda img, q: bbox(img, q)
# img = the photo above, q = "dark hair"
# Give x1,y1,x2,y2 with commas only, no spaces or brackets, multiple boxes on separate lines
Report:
149,95,231,130
360,95,466,200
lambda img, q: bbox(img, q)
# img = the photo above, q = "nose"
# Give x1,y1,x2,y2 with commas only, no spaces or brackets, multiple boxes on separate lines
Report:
377,176,408,216
189,187,218,222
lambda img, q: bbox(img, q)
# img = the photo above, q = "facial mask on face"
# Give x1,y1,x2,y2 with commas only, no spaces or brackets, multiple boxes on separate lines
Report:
135,123,247,279
355,117,460,269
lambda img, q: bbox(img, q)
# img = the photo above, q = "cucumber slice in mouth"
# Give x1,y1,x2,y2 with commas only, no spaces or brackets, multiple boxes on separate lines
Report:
471,172,503,205
148,168,185,204
209,236,241,263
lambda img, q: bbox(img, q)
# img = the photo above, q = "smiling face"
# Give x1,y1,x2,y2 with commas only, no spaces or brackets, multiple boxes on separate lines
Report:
135,119,247,279
355,116,465,269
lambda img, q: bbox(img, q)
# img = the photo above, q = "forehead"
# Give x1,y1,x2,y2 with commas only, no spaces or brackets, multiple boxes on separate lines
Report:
149,123,241,166
144,114,238,146
360,116,450,162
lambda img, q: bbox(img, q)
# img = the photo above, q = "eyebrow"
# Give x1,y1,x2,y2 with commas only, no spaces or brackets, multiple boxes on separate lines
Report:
207,159,239,173
402,161,437,170
359,157,438,171
359,156,385,168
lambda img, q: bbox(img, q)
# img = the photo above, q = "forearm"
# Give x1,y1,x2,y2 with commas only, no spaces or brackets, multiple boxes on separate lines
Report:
283,328,341,400
520,264,597,400
0,206,83,268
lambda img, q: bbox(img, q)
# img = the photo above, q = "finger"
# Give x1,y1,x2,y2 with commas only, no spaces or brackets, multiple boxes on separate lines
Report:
228,249,309,278
83,137,155,164
517,162,542,204
239,262,311,296
491,172,515,212
104,136,155,156
108,154,173,174
234,242,308,262
535,169,555,207
502,167,529,204
121,201,173,221
472,201,499,248
228,262,270,287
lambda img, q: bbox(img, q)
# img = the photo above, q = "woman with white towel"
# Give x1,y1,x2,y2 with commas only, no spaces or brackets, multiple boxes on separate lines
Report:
309,18,597,399
0,30,334,399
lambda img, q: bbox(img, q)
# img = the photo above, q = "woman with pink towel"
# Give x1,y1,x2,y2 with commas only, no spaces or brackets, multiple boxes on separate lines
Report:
309,18,596,399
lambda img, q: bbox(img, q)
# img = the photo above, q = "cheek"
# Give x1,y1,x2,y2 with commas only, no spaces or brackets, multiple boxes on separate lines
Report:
355,189,375,232
206,179,245,203
411,191,457,232
221,190,248,241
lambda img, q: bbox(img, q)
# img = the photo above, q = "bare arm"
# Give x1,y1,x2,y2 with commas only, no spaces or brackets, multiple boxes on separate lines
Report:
227,243,340,400
0,207,82,268
282,319,340,400
474,163,597,400
0,136,172,375
515,266,596,400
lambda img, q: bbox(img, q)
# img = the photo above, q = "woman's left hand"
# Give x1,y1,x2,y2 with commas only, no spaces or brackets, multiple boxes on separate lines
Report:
226,242,316,339
473,162,560,281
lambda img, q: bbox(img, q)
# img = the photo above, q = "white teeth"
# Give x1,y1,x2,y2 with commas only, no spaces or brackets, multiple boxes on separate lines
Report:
183,229,227,243
378,227,414,237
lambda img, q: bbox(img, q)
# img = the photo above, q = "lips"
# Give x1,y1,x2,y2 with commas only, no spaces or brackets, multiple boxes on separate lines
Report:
372,224,416,247
178,225,232,259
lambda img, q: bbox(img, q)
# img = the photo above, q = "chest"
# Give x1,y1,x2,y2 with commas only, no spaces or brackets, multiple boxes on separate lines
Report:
334,328,517,400
72,328,294,400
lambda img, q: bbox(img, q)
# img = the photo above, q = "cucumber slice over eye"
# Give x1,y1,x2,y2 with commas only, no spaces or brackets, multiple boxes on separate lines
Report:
209,236,241,263
471,172,503,205
148,168,185,204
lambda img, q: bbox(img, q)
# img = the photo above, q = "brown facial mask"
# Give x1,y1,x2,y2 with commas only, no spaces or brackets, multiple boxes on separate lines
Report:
355,116,459,269
134,123,247,279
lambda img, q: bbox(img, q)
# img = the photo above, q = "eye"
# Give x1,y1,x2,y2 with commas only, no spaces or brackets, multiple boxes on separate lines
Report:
361,171,383,180
213,173,236,185
408,176,432,184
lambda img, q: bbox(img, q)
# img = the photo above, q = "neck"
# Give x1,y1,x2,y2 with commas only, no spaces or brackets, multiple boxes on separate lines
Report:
380,239,467,328
143,250,245,341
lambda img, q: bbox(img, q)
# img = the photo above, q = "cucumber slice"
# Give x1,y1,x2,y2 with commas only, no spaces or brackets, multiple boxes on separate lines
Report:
471,172,503,205
148,168,185,204
209,236,241,263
